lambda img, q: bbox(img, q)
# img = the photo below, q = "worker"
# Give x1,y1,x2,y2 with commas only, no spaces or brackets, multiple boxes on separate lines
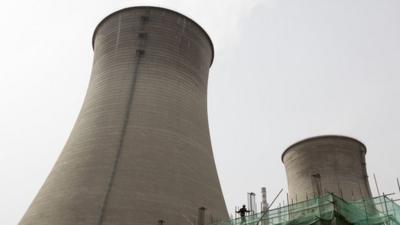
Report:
236,205,250,223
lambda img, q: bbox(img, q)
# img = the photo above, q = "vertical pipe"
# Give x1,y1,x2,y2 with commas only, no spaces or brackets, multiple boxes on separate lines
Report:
286,193,289,220
247,193,250,213
278,203,281,223
198,207,206,225
397,178,400,193
249,192,256,214
286,193,289,206
374,174,381,196
261,187,267,213
383,193,389,219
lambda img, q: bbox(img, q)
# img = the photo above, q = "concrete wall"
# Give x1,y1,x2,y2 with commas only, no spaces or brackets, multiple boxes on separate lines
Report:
20,7,228,225
282,135,372,202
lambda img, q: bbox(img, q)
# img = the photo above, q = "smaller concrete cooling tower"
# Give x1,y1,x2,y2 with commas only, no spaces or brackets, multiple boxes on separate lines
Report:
282,135,372,202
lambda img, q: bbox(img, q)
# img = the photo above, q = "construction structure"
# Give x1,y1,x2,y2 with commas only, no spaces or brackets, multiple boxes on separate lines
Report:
19,6,228,225
214,135,400,225
282,135,372,202
214,193,400,225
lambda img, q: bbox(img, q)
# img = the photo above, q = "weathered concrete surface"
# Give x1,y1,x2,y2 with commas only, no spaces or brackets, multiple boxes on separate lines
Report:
282,135,372,202
20,7,228,225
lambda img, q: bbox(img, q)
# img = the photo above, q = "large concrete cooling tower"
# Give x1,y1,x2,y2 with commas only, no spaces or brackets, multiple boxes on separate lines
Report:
282,135,372,202
20,6,228,225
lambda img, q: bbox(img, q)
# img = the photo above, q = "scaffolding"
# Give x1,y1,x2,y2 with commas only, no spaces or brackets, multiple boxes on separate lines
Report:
213,194,400,225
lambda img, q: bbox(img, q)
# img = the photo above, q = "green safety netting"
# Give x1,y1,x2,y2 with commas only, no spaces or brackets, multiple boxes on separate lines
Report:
213,194,400,225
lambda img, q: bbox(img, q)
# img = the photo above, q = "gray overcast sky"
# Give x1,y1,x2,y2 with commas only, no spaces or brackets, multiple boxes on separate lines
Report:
1,0,400,224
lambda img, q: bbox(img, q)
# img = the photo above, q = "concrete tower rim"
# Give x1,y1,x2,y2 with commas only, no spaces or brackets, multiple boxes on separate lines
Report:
92,6,215,67
281,135,367,162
